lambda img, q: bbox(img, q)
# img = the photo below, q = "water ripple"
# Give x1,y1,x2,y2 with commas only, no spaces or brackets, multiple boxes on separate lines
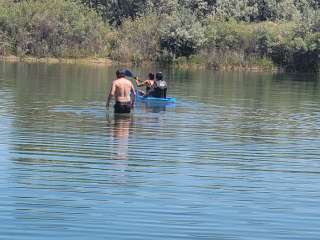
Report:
1,64,320,239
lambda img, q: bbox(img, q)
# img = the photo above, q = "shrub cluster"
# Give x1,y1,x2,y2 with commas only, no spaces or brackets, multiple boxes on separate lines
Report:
0,0,109,57
101,0,320,71
108,7,205,63
109,11,319,71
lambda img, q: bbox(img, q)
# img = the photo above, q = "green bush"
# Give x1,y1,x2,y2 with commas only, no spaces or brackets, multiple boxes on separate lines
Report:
206,18,256,51
108,13,162,63
0,30,12,55
214,0,259,21
203,18,315,70
0,0,110,57
110,9,206,63
0,0,319,71
159,8,206,60
268,14,320,71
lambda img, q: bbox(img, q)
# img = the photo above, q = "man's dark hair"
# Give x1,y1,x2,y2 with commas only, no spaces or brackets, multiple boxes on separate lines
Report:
116,69,125,78
148,73,155,80
156,72,163,80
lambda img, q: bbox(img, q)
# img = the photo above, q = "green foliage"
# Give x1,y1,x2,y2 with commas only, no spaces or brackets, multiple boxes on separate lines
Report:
110,9,206,63
159,8,206,60
206,18,255,51
78,0,319,71
0,0,110,57
203,18,319,70
256,0,300,21
108,13,161,63
179,0,216,20
0,30,13,55
214,0,259,21
82,0,151,26
213,0,305,22
147,0,179,15
81,0,320,24
267,11,320,71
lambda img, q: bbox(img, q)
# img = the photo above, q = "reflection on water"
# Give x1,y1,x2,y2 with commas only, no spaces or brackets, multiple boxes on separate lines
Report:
1,62,320,240
110,113,132,160
138,102,168,113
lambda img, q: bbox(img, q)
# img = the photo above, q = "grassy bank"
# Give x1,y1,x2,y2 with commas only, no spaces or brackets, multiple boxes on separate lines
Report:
111,15,319,72
0,0,319,72
173,56,279,72
0,55,113,66
0,0,109,58
0,55,278,72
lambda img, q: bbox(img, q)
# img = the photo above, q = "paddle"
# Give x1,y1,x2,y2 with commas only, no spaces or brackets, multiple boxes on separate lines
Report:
119,68,136,79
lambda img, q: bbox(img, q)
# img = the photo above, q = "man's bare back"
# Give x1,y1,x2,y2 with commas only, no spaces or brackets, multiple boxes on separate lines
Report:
111,77,135,102
106,70,136,113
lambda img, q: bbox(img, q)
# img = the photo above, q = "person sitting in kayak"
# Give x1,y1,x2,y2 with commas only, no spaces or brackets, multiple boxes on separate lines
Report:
106,69,136,113
135,73,156,97
151,72,167,98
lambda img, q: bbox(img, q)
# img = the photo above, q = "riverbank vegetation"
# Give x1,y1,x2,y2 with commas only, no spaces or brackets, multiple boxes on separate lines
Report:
0,0,109,57
0,0,319,71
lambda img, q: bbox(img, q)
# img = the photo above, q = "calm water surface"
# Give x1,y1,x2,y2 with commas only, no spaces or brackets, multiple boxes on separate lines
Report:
0,62,320,239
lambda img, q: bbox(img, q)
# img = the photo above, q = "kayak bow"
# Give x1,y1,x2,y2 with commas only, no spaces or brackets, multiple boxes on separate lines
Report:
136,93,176,103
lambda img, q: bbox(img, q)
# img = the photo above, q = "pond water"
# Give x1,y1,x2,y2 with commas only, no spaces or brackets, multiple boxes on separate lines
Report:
0,62,320,239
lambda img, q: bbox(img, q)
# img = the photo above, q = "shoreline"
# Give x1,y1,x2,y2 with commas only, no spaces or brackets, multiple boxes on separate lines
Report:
0,55,281,72
0,55,113,66
174,62,280,73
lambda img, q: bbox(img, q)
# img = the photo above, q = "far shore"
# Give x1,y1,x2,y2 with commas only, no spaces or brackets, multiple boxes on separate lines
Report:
0,55,281,72
0,55,114,66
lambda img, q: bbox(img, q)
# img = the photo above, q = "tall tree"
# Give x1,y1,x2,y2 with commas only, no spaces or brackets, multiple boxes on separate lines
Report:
82,0,149,25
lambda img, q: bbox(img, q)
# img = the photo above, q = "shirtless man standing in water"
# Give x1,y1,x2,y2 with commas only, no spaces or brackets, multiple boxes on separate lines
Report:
106,70,136,113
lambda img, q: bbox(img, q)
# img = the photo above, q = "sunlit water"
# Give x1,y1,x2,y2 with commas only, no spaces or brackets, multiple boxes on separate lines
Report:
1,62,320,239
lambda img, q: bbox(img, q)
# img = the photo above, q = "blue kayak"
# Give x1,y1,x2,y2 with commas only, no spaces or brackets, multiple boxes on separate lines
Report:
136,93,176,103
